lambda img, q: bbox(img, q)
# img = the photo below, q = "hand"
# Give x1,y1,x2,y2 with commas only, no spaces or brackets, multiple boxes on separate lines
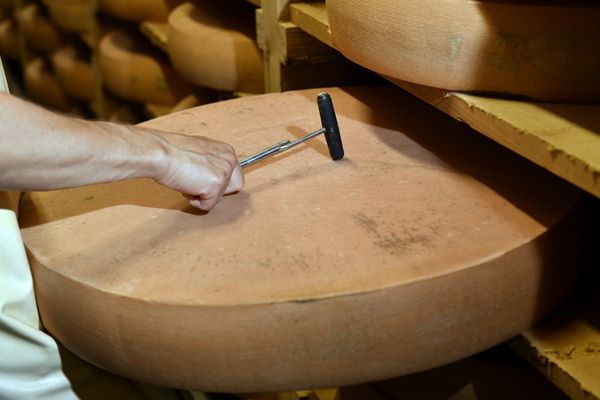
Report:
151,130,244,211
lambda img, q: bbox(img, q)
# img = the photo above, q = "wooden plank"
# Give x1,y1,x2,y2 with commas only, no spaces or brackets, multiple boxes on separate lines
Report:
290,2,332,47
510,270,600,400
139,21,168,53
392,79,600,199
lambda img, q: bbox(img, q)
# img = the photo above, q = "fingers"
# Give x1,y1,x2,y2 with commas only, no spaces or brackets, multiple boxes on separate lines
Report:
224,162,244,195
184,155,244,211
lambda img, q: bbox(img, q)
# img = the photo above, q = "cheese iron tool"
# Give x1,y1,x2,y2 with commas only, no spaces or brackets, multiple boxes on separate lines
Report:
240,92,344,168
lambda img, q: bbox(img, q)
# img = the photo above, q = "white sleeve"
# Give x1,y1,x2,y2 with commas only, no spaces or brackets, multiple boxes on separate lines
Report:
0,209,77,400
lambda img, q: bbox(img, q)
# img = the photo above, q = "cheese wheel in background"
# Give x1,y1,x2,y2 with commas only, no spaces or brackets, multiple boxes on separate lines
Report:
98,0,184,22
327,0,600,102
0,19,19,59
24,57,73,112
167,1,264,93
99,29,191,105
43,0,95,33
16,3,64,54
51,45,95,101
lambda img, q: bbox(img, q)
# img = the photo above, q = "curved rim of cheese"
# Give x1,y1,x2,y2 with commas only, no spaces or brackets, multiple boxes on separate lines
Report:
167,1,264,93
51,45,96,101
42,0,94,33
21,87,584,392
24,57,73,111
327,0,600,102
98,0,184,22
0,19,20,59
99,29,191,105
16,3,64,54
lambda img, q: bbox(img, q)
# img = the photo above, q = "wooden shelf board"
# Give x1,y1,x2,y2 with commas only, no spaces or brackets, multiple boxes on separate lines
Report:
287,1,600,199
139,21,168,53
510,280,600,400
290,2,333,48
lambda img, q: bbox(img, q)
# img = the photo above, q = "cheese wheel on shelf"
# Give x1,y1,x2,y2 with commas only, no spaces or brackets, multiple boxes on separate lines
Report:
42,0,95,33
51,45,96,101
0,19,19,59
99,29,191,105
98,0,184,22
24,57,74,112
20,87,585,392
167,1,264,93
16,3,64,54
327,0,600,102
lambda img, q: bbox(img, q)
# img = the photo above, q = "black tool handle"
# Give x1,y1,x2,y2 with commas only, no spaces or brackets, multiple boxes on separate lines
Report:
317,92,344,160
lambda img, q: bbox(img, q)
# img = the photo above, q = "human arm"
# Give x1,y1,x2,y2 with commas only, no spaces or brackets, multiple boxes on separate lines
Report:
0,93,243,210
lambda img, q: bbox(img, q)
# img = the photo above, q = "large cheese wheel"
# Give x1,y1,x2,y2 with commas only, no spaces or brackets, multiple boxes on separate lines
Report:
167,1,264,93
42,0,94,33
98,0,184,22
99,30,191,105
327,0,600,102
0,19,19,59
51,45,96,101
16,3,64,54
24,57,73,112
20,87,584,392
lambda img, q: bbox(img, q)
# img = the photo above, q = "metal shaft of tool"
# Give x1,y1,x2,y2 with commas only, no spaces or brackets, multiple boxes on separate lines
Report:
240,127,326,168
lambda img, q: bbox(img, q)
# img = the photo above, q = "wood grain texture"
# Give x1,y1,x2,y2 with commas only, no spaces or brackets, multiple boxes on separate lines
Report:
21,87,584,392
327,0,600,102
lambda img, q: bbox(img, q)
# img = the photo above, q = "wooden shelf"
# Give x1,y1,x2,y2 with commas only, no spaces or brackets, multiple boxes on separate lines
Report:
139,21,168,52
510,276,600,400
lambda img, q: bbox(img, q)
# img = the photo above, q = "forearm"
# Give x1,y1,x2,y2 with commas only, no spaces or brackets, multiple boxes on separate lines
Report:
0,93,166,191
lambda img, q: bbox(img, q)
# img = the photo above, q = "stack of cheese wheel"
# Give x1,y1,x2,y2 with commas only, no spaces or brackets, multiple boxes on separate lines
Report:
43,0,94,33
24,57,73,112
167,1,264,94
16,3,64,54
327,0,600,102
99,29,191,105
98,0,184,22
0,19,19,60
52,45,96,101
20,87,585,392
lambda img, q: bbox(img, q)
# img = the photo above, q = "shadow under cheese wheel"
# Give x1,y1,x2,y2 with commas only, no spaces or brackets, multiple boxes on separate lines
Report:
52,45,96,102
20,87,585,392
24,57,73,112
99,29,192,106
98,0,184,22
167,1,264,94
327,0,600,102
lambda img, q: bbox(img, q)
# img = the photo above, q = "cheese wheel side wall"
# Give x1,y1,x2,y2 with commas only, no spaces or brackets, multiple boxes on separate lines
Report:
327,0,600,102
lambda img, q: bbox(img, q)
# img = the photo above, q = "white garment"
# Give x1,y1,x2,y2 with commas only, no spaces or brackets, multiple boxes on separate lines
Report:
0,209,77,400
